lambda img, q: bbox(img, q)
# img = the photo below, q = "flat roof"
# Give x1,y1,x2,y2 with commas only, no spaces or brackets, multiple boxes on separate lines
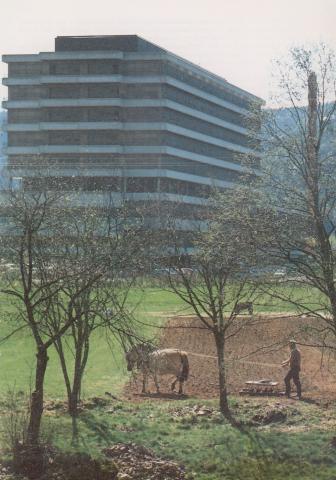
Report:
3,35,263,103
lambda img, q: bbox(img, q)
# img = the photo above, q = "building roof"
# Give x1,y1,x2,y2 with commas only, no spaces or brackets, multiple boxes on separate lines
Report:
3,35,263,103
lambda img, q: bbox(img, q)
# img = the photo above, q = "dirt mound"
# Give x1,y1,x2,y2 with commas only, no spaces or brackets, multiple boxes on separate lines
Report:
0,468,25,480
252,406,287,424
11,449,117,480
1,446,190,480
41,453,117,480
125,315,336,401
103,443,192,480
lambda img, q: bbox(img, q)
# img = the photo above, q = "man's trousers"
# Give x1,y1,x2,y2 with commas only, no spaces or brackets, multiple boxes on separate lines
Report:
284,368,301,398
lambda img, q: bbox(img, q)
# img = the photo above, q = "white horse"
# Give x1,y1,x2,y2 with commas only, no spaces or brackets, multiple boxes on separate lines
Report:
126,344,189,395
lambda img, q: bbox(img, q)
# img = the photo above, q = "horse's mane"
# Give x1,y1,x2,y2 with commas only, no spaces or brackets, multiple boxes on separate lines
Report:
135,342,156,355
127,342,156,357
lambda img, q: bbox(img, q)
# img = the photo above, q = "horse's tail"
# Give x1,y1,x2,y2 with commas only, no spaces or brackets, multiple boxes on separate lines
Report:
180,353,189,381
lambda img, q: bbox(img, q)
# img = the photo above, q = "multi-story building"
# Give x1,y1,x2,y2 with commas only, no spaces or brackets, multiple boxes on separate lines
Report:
2,35,261,219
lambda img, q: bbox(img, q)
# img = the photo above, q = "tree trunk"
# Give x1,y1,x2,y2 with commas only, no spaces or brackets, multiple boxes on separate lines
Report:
307,72,336,324
69,378,81,418
55,338,72,410
69,382,81,445
214,335,231,418
27,347,49,445
71,416,79,446
68,337,84,417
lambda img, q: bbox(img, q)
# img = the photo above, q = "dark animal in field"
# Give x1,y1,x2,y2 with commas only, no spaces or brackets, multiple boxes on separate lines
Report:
126,344,189,395
234,302,253,315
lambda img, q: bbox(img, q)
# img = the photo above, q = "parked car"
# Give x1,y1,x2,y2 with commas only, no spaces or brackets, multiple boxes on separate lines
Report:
273,268,287,277
153,267,179,276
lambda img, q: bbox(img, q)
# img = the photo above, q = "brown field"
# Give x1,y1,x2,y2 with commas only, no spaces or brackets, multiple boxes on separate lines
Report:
125,314,336,402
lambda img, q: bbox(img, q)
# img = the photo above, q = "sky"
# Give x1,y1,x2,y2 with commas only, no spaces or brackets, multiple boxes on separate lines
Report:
0,0,335,104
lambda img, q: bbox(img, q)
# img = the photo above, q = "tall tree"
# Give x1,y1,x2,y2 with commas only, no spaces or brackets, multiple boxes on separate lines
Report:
0,186,80,450
162,190,264,420
0,182,149,460
44,203,145,420
257,44,336,350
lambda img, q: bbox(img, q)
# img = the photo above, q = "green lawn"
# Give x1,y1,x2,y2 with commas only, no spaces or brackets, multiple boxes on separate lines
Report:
42,397,336,480
0,286,187,398
0,282,325,398
0,283,335,479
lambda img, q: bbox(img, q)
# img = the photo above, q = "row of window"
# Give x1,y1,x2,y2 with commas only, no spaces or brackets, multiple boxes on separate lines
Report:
164,109,248,148
8,84,162,101
165,63,251,110
8,60,162,76
7,153,161,166
161,156,246,182
22,176,224,198
7,84,247,131
7,107,249,149
8,131,246,163
8,106,161,123
8,59,253,111
8,151,259,172
165,85,246,128
11,155,256,185
8,130,163,146
8,105,245,136
166,134,244,164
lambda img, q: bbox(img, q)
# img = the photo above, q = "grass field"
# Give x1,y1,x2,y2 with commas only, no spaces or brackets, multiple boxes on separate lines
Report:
0,282,335,480
0,282,323,398
36,397,336,480
0,285,190,398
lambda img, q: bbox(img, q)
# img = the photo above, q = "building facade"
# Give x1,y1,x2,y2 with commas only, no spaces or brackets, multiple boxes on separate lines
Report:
2,35,261,215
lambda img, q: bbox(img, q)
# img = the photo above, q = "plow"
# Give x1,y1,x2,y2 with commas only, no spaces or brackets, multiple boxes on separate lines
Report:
238,360,287,396
239,379,284,396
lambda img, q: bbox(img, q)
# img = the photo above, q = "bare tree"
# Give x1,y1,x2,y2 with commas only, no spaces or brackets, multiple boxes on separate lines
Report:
161,190,264,420
0,185,82,451
0,179,150,459
43,203,146,421
256,44,336,351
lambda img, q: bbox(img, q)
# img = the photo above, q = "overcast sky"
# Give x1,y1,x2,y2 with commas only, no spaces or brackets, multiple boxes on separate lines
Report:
0,0,335,104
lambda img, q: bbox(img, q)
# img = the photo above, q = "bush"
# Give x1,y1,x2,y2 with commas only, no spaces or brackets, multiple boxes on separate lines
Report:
0,388,29,452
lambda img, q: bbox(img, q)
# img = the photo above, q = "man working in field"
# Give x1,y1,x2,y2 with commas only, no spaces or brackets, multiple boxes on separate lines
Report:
281,339,302,400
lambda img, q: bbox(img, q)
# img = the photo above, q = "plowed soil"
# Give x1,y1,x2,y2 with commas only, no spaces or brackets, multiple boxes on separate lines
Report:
125,314,336,402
